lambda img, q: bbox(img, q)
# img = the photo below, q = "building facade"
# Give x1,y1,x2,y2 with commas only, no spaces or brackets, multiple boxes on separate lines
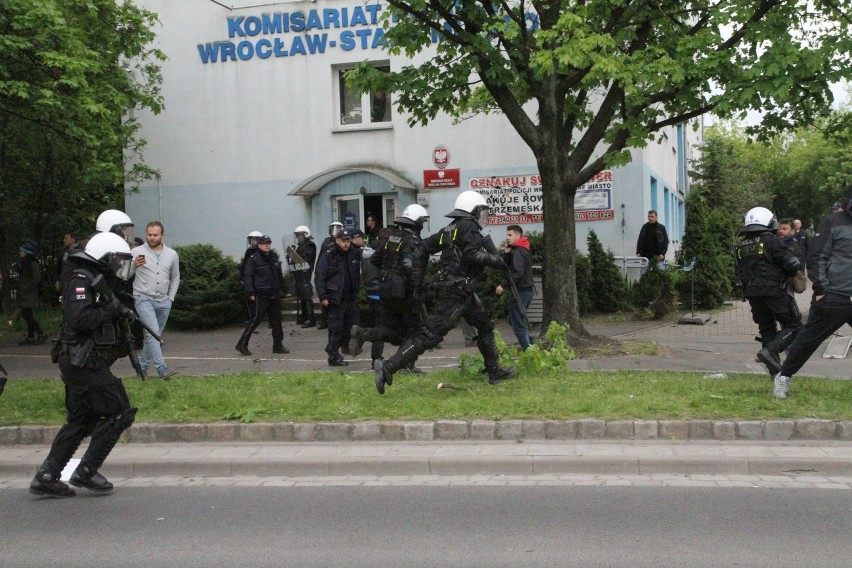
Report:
127,0,702,271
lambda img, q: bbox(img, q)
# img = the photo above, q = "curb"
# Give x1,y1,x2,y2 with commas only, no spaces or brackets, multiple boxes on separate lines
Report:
3,418,851,445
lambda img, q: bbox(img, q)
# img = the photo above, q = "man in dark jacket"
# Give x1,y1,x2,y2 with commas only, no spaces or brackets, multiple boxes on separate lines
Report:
774,187,852,398
735,207,802,378
235,235,288,356
496,225,534,351
636,210,669,262
315,229,361,366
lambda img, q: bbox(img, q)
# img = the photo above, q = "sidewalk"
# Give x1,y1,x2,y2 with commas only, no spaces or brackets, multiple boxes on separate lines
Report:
0,296,848,380
2,440,852,478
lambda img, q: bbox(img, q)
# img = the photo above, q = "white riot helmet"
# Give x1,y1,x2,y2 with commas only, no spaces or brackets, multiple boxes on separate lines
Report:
396,204,430,231
294,225,311,239
448,190,490,227
742,207,778,233
247,230,262,248
96,209,135,245
83,232,135,281
328,221,344,237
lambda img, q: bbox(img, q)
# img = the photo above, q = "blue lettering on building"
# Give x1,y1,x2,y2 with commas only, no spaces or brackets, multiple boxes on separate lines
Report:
201,4,539,64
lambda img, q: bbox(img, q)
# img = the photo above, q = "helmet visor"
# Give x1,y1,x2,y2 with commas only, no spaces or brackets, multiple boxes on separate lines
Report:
476,205,490,227
107,252,136,281
113,224,136,246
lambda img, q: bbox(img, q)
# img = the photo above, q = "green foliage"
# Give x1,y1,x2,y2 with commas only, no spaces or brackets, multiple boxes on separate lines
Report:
586,231,627,313
516,322,576,376
574,251,595,316
458,323,576,378
0,0,164,307
169,244,245,330
631,263,677,319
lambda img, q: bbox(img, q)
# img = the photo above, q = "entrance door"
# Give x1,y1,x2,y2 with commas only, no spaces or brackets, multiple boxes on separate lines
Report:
334,195,363,231
383,195,397,226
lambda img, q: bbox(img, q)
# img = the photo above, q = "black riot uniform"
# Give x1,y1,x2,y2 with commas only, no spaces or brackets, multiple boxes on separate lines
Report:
235,242,287,356
30,255,138,498
287,235,317,327
736,226,802,375
349,224,427,373
376,211,515,391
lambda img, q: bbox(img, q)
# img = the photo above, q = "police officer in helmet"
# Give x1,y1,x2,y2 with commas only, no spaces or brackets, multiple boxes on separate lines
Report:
95,209,136,246
349,204,430,391
375,192,515,392
289,225,318,327
30,232,140,498
735,206,803,377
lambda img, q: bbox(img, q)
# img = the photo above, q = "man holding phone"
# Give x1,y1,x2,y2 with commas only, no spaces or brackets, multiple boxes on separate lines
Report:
131,221,180,379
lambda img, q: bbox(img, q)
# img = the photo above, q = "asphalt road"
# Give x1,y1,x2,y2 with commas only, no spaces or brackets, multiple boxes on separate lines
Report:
4,486,850,567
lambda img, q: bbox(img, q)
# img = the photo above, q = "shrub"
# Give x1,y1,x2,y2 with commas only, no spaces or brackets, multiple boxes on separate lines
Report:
586,230,628,313
170,244,246,330
574,250,594,316
631,262,677,319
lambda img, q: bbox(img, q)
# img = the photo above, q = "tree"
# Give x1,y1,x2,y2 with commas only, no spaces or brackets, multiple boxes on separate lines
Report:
0,0,163,304
349,0,852,339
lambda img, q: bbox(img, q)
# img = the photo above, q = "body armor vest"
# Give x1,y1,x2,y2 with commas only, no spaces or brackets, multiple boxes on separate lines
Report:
736,234,786,296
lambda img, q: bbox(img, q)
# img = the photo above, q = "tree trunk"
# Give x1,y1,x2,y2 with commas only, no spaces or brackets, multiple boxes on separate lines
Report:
539,161,589,338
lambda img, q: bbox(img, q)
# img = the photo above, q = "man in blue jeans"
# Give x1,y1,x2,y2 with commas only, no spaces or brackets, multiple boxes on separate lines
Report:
496,225,534,350
131,221,180,379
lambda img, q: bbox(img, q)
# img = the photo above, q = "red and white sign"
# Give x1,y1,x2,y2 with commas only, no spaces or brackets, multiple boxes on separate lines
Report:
432,144,450,169
423,168,460,188
469,170,615,225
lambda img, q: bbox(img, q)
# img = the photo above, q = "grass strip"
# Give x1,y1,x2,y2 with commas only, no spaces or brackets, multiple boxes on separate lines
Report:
1,369,849,425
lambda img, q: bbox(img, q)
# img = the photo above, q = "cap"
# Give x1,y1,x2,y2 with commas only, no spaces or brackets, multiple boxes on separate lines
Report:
350,229,365,239
19,241,37,255
257,235,272,244
337,229,352,240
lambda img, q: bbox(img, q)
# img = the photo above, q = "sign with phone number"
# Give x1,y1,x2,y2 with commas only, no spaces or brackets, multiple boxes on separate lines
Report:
487,210,615,224
575,209,614,222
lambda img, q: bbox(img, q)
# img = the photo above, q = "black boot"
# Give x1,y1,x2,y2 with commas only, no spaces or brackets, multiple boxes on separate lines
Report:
349,325,366,357
757,348,781,377
758,328,798,379
69,462,113,493
488,366,516,385
29,462,75,498
374,359,391,394
235,341,251,356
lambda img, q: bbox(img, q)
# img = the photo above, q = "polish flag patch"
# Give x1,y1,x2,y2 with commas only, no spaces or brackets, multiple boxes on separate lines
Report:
75,287,86,300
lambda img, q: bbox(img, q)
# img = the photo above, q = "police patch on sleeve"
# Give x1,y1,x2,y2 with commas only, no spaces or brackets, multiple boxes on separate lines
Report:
75,287,87,300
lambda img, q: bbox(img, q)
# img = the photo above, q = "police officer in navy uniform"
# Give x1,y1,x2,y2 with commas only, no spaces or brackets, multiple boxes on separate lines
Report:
735,207,803,377
30,232,140,498
316,221,344,330
349,205,430,388
315,229,361,366
375,192,515,392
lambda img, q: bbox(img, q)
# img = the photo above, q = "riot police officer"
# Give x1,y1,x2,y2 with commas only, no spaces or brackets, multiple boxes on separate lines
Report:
287,225,318,327
349,205,430,387
30,232,140,498
375,192,515,393
735,207,803,377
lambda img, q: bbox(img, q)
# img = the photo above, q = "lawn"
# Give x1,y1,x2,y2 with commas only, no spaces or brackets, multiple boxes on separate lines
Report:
1,368,849,426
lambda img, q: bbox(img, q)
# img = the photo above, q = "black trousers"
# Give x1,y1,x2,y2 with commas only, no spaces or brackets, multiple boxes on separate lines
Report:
43,355,136,475
781,292,852,377
385,285,499,374
237,296,284,350
20,306,43,339
366,298,422,352
326,300,358,360
746,294,802,352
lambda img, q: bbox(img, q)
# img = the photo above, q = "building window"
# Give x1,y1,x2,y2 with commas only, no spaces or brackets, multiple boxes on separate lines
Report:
334,63,391,130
